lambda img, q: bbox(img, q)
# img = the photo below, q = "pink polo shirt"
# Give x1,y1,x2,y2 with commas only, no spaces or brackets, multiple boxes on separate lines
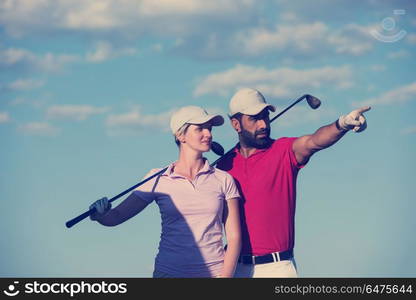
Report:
133,159,240,277
217,137,305,256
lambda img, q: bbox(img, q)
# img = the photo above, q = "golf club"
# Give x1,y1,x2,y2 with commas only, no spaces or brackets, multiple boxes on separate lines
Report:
66,94,321,228
211,141,225,156
65,140,225,228
270,94,321,123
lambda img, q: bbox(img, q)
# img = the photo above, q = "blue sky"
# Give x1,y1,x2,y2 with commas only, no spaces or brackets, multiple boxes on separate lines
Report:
1,0,415,277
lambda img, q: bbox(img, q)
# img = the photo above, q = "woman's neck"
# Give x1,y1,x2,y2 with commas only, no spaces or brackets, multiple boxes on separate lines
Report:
174,148,205,180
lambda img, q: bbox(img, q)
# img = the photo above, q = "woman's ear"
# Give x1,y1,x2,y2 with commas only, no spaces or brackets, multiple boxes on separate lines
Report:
176,132,186,144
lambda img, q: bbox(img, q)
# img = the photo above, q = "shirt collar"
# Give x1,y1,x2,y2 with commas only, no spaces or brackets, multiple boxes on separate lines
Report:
163,158,214,178
234,140,273,158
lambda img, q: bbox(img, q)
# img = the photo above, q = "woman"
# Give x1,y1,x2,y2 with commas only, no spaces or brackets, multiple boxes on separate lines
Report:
89,105,241,278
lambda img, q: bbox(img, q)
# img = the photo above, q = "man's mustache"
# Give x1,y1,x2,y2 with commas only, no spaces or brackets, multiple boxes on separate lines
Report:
255,129,270,137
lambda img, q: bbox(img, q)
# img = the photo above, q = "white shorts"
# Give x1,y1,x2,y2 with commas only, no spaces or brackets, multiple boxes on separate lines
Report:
233,258,298,278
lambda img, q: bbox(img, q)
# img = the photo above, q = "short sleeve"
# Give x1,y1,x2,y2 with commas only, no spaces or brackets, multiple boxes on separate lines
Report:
223,172,240,201
133,168,163,204
280,137,307,170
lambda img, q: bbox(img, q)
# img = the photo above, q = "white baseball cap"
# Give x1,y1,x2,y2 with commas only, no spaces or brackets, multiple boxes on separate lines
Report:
170,105,224,134
229,88,276,117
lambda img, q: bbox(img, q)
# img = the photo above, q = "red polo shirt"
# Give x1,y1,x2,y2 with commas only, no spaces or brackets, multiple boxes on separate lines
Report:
217,137,305,256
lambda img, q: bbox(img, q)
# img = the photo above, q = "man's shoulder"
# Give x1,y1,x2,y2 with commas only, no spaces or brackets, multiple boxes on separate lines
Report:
270,137,298,149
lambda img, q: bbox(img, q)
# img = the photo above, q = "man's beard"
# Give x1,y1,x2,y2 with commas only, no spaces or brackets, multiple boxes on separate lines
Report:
240,127,272,149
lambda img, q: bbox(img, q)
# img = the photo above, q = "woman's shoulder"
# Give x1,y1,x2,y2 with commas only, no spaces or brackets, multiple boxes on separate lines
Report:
212,166,234,181
141,167,166,180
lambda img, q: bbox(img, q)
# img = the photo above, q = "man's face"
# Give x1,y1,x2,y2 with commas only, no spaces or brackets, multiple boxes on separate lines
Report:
236,109,272,149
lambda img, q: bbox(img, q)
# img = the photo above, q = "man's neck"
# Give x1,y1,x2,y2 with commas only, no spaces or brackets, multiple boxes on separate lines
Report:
238,138,273,158
238,143,258,158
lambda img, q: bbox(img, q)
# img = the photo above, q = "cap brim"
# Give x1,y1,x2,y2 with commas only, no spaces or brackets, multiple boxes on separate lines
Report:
231,103,275,117
188,114,224,127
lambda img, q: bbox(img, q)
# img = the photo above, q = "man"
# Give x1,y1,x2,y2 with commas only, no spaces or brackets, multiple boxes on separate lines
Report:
216,88,371,277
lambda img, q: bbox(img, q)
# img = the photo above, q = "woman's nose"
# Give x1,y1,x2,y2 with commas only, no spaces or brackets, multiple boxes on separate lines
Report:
203,128,212,138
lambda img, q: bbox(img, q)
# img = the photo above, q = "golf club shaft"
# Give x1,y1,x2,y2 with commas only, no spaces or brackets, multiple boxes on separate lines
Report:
65,167,168,228
269,94,307,123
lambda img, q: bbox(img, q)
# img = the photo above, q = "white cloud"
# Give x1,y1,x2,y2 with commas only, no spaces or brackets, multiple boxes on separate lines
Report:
0,47,32,65
0,79,45,93
0,0,257,37
1,42,133,73
387,50,411,59
328,24,375,56
2,78,45,92
105,106,225,136
106,108,173,134
357,82,416,106
86,41,137,63
401,126,416,135
0,47,79,72
406,33,416,44
279,12,298,23
231,22,375,57
46,105,109,121
275,0,406,23
0,0,125,36
175,21,377,59
18,122,60,136
194,64,354,99
1,1,383,60
232,22,329,56
138,0,254,16
9,96,48,107
151,44,164,53
39,53,79,72
1,0,410,62
370,65,386,72
0,111,11,123
272,106,338,128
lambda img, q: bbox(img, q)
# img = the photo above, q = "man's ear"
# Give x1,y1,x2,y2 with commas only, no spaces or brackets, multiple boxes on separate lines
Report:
230,118,241,133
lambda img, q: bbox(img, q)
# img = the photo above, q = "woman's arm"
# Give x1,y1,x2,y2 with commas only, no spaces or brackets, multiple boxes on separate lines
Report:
220,197,241,277
94,192,150,226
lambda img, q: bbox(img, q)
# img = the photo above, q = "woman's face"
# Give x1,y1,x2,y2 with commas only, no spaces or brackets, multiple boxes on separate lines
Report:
181,123,213,153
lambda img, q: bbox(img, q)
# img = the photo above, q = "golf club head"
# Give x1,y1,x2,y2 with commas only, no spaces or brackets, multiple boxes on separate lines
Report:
211,141,225,156
305,94,321,109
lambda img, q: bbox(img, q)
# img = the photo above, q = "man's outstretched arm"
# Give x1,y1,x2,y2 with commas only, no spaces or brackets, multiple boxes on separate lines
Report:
292,106,371,165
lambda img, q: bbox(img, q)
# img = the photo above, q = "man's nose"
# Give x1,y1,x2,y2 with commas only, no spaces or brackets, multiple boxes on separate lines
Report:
257,119,267,129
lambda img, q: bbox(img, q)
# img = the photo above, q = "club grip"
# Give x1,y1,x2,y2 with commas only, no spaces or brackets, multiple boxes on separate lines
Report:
65,207,96,228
